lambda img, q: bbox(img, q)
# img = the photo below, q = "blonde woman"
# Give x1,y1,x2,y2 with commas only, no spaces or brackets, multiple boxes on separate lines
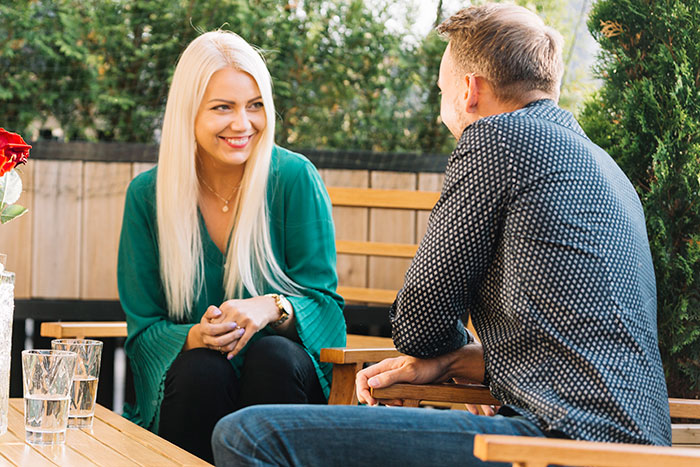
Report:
117,30,346,463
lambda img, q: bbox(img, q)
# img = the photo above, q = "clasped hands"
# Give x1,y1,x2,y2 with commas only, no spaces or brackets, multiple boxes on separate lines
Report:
190,295,279,360
355,340,498,416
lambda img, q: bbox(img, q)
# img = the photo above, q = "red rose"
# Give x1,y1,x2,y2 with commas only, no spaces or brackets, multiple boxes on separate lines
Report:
0,128,32,177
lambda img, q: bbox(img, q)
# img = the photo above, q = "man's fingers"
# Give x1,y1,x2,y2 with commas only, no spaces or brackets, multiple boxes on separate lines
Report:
366,367,410,389
356,369,377,406
465,404,480,415
376,399,404,407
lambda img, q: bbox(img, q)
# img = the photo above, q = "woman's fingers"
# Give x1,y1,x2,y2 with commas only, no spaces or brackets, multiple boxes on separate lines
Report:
203,305,223,322
201,322,240,347
228,326,254,358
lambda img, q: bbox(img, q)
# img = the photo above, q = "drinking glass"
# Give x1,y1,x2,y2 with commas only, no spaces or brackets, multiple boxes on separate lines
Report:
22,349,77,444
51,339,103,429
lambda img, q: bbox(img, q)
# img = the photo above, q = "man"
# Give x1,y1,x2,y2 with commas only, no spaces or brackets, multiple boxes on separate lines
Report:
211,4,671,465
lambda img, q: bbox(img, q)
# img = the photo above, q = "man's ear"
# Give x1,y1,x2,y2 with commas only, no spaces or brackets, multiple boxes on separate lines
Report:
464,73,479,114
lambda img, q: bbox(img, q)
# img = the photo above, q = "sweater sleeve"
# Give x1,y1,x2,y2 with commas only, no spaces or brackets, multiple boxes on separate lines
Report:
117,172,194,431
278,159,347,397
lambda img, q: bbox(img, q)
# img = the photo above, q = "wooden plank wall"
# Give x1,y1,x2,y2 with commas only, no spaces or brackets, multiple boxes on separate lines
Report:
1,162,442,302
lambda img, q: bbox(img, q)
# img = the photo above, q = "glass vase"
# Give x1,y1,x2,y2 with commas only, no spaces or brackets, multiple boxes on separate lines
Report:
0,254,14,436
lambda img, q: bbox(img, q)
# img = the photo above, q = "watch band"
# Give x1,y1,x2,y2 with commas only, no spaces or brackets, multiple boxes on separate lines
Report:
265,293,290,327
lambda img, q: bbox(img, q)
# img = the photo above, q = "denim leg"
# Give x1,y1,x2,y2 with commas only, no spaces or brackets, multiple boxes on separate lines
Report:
212,404,545,467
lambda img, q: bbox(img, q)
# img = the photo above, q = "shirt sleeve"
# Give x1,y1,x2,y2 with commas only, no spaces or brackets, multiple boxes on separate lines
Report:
117,175,193,430
277,159,347,395
391,119,511,358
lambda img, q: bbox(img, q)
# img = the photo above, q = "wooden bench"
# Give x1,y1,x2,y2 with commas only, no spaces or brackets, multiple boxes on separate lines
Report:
372,383,700,457
40,185,440,404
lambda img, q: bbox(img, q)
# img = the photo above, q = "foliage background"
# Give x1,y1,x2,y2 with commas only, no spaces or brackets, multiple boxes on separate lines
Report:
1,0,591,154
579,0,699,398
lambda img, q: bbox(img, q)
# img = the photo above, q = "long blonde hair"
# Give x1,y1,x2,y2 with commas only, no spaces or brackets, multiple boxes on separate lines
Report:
156,30,301,320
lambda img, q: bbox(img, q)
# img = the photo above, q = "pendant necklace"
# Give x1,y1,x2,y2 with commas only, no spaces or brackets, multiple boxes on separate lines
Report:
199,176,241,213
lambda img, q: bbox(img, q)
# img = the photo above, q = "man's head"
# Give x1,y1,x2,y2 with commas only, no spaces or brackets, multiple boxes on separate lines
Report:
436,3,564,138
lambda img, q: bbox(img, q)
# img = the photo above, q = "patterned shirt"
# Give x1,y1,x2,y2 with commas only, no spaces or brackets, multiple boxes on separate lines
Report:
390,99,671,445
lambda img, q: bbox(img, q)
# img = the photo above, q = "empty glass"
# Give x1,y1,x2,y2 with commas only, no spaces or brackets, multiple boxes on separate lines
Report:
51,339,103,429
22,349,77,444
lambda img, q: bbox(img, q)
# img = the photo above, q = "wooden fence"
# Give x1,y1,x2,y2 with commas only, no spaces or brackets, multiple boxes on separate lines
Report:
1,161,444,302
0,141,447,409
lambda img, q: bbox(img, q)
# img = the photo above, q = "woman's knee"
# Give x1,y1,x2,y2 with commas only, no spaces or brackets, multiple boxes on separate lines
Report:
165,347,236,396
244,335,313,374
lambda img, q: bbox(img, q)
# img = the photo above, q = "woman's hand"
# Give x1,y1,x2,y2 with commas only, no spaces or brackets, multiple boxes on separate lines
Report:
187,306,246,355
212,296,280,359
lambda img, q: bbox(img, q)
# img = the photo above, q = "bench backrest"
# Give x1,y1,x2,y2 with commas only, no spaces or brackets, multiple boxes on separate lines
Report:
327,186,440,305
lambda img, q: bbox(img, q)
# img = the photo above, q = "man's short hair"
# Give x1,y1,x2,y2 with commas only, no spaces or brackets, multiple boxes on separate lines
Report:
437,3,564,103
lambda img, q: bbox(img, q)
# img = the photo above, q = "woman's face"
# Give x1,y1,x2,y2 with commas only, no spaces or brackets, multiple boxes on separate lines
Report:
195,67,267,170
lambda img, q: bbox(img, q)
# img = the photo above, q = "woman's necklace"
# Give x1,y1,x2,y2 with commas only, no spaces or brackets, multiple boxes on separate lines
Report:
198,176,241,213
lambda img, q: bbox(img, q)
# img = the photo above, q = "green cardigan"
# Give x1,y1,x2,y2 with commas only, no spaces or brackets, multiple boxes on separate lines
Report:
117,146,346,432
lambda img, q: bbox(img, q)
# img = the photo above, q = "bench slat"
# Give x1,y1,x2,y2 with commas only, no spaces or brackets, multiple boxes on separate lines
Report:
41,321,128,338
336,240,418,258
328,187,439,210
473,434,700,467
337,286,397,304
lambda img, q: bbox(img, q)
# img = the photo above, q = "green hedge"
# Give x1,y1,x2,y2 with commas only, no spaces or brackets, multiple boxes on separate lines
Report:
580,0,699,398
2,0,586,154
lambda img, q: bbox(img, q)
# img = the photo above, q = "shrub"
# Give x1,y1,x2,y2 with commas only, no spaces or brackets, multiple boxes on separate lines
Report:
579,0,700,397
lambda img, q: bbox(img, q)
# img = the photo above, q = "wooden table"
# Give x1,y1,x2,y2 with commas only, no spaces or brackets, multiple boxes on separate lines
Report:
0,399,212,466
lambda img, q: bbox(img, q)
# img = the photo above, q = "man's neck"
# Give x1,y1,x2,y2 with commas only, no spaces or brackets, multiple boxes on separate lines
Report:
481,90,552,118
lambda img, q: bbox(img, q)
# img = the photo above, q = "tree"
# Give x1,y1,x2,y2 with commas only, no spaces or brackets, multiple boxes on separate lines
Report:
0,0,95,139
579,0,700,397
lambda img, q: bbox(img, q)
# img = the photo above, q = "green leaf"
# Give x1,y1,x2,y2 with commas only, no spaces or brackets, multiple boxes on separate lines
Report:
0,204,28,224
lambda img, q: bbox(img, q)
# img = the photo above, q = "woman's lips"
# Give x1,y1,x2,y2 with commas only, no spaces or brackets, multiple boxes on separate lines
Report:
221,135,252,148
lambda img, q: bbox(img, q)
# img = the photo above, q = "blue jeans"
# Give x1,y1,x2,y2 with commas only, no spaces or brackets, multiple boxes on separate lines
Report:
212,404,545,466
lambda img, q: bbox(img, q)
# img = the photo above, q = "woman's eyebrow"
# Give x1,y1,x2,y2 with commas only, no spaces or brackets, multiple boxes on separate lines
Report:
207,96,263,104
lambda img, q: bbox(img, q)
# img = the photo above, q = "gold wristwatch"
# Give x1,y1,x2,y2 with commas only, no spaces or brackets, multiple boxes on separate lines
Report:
265,293,292,327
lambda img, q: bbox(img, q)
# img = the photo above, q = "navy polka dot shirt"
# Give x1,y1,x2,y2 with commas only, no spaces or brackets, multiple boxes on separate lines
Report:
390,99,672,445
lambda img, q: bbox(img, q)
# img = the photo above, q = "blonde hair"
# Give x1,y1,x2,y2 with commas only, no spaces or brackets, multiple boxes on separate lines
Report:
437,3,564,102
156,30,301,320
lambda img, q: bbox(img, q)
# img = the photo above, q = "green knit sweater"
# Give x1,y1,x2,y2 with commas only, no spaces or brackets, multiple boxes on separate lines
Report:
117,146,346,432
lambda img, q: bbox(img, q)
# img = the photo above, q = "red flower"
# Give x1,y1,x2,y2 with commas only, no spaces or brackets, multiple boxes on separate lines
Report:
0,128,32,177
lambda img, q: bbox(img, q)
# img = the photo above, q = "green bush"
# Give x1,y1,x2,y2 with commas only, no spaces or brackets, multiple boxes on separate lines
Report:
579,0,700,397
2,0,588,155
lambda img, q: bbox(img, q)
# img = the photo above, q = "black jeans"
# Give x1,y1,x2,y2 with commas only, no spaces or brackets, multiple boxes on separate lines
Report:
157,335,326,463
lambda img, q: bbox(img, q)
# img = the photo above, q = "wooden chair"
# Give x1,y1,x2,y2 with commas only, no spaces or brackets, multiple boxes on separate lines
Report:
473,431,700,466
369,383,700,466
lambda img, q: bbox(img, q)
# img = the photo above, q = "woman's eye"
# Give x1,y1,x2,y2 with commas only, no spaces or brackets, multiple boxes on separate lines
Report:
213,104,230,111
249,101,264,110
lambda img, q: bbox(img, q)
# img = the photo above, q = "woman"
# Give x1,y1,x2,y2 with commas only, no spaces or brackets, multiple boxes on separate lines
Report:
117,30,346,463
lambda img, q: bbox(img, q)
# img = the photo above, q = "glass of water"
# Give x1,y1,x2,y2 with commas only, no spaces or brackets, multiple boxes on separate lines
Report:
21,349,77,444
51,339,103,429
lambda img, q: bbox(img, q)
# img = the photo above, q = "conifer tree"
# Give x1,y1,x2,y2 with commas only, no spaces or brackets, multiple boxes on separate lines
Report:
579,0,699,397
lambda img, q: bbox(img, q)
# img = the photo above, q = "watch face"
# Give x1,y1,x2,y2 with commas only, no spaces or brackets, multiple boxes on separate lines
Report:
278,294,292,314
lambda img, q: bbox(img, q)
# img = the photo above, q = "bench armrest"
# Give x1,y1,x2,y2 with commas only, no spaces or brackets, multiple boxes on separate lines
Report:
371,382,499,406
473,434,700,467
41,321,128,339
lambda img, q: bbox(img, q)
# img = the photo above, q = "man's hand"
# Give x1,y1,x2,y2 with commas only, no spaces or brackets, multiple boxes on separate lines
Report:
356,341,488,408
356,355,451,406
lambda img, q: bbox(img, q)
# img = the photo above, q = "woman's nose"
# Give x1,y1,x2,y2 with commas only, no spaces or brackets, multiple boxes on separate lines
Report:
229,109,252,131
